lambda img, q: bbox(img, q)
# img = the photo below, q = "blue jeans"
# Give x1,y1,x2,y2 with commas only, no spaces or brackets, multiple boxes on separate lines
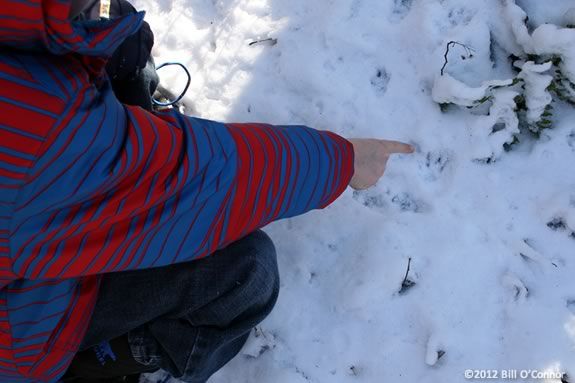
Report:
73,230,279,382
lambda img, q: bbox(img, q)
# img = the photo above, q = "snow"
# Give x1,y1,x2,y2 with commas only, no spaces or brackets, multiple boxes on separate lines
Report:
431,73,513,107
502,0,535,55
133,0,575,382
566,8,575,26
469,88,519,160
531,24,575,84
516,1,575,27
500,0,575,84
517,61,553,124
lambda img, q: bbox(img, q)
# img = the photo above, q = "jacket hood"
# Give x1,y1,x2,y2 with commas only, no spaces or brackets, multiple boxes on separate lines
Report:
0,0,145,56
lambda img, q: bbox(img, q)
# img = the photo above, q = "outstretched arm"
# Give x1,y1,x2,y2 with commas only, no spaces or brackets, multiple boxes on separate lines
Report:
12,95,355,278
11,58,412,280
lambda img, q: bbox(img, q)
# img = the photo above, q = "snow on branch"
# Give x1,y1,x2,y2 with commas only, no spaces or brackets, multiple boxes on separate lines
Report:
516,61,553,130
432,74,514,107
431,0,575,161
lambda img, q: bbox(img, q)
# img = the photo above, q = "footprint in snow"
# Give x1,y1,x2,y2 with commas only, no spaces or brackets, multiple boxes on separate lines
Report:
370,68,390,96
353,190,428,214
447,7,477,27
348,0,363,19
419,149,453,182
566,299,575,314
546,216,575,240
241,327,277,359
567,130,575,150
425,334,446,366
502,273,529,303
389,0,413,22
547,217,568,231
391,192,427,213
517,238,559,272
353,189,386,211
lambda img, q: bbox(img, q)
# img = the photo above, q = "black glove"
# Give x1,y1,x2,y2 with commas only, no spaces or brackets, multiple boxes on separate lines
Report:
77,0,159,110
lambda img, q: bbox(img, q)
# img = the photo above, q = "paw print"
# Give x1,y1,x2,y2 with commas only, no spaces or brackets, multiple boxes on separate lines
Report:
419,149,453,182
390,0,414,22
370,68,390,96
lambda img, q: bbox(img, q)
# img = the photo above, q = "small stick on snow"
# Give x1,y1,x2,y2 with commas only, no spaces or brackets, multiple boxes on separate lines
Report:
402,257,412,286
249,38,278,47
398,257,416,295
441,41,475,76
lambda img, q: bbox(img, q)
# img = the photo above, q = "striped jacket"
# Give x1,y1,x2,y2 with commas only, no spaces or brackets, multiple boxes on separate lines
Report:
0,0,354,381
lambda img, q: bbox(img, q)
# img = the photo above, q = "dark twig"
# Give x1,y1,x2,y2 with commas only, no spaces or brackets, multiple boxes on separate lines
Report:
401,257,412,287
248,38,278,47
398,257,416,295
441,41,475,76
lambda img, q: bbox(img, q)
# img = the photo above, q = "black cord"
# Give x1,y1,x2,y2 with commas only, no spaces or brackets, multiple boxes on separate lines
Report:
152,62,192,107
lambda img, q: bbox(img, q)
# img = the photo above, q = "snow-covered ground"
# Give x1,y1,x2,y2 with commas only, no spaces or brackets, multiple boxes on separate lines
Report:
133,0,575,381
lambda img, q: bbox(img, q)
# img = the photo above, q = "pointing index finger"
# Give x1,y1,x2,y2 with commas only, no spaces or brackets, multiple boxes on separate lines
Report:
382,140,415,154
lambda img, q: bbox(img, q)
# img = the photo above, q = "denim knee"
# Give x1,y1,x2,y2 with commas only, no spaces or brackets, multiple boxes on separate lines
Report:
121,230,280,382
240,230,280,313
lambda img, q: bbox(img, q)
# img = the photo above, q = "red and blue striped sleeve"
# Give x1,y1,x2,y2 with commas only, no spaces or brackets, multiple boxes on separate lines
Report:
0,0,353,379
11,68,354,279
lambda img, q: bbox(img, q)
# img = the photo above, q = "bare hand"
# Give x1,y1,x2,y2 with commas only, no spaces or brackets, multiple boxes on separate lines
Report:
348,138,414,190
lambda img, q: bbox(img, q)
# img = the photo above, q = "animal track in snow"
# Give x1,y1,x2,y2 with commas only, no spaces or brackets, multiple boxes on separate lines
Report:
546,216,575,240
370,68,390,96
347,364,363,377
502,273,529,302
567,130,575,150
420,149,453,182
242,327,277,359
567,299,575,314
390,0,413,22
353,190,386,211
353,189,428,214
517,239,558,271
348,0,363,19
447,7,477,27
391,192,424,213
547,217,567,231
425,334,446,366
